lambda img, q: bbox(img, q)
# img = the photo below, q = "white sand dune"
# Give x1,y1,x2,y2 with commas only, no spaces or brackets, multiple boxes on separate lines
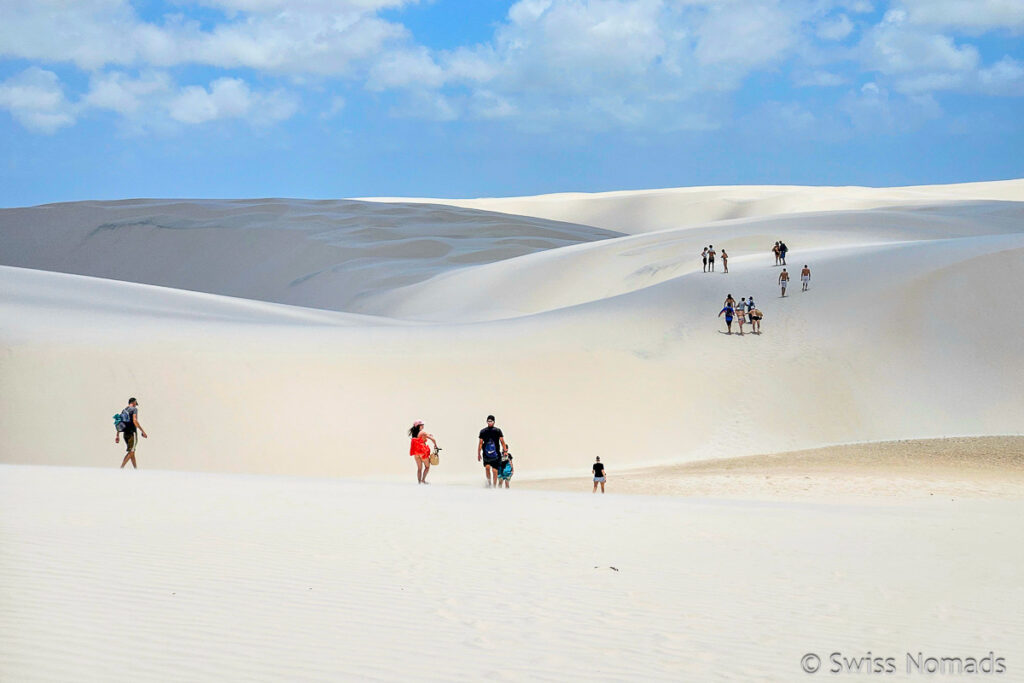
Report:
2,180,1024,680
2,182,1024,477
2,465,1021,682
362,178,1024,234
0,198,620,312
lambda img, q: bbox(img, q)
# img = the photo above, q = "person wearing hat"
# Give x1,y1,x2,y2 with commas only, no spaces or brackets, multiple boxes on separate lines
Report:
115,397,148,469
408,420,438,484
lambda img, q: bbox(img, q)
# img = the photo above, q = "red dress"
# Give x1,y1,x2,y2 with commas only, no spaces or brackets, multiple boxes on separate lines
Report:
410,435,430,460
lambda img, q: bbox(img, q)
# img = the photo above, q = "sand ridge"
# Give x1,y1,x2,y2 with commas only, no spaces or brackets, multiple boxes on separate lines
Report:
517,436,1024,501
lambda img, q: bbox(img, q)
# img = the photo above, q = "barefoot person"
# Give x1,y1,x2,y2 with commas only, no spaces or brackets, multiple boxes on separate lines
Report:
115,397,148,469
718,302,736,334
408,420,438,484
750,307,763,334
772,242,781,265
780,241,789,265
801,264,811,291
478,415,508,488
702,247,708,273
707,245,716,272
592,456,607,493
778,268,790,297
721,249,729,273
745,295,756,324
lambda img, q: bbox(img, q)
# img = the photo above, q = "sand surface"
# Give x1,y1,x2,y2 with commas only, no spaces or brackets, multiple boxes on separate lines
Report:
2,464,1022,682
2,181,1024,680
519,436,1024,501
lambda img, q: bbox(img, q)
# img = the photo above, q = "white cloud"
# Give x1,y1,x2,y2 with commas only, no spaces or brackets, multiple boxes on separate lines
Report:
468,90,518,119
816,14,854,41
0,67,75,133
897,0,1024,34
0,0,415,74
978,57,1024,95
865,10,980,74
83,71,173,114
795,70,848,87
858,9,986,93
2,0,1022,138
367,0,822,129
841,1,874,12
320,95,347,119
367,47,446,91
168,77,298,125
695,3,799,72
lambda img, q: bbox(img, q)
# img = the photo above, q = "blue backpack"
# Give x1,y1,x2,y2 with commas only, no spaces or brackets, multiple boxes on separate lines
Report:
113,408,132,432
483,439,500,460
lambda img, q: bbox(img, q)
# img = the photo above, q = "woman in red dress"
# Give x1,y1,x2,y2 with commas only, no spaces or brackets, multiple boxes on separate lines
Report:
409,420,439,484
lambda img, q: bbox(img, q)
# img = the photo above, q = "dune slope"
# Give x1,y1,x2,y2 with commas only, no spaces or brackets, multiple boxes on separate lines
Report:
2,182,1023,478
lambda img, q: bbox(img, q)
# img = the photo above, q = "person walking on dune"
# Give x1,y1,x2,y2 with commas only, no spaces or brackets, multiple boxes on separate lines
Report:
708,245,716,272
778,268,790,297
718,302,736,334
746,295,756,324
478,415,508,488
593,456,607,493
721,249,729,273
772,242,781,265
702,247,708,273
724,293,736,309
409,420,438,484
750,307,763,334
497,447,514,489
801,264,811,291
115,397,147,469
780,241,789,265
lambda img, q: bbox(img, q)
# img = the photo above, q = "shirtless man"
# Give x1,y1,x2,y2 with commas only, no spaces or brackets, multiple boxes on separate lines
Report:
778,268,790,297
749,307,763,334
707,245,716,272
801,264,811,291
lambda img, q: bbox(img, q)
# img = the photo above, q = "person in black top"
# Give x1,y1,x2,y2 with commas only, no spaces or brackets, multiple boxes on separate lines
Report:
592,456,607,494
478,415,508,488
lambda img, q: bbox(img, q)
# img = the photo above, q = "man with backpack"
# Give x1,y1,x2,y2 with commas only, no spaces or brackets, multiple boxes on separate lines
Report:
478,415,508,488
115,397,148,469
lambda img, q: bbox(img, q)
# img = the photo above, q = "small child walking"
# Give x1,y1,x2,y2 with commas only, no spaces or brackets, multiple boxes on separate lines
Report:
498,448,515,489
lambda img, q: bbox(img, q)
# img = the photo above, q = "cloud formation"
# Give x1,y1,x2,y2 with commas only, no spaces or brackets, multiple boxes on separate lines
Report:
0,0,1021,135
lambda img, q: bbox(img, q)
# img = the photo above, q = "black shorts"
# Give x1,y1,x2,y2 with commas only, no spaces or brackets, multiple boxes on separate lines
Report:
483,457,502,470
123,430,137,452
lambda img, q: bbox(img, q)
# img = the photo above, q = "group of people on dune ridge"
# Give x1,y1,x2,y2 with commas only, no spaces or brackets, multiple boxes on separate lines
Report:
713,241,812,334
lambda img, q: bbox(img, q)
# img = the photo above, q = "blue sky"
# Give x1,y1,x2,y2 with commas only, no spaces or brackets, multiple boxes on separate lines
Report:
0,0,1022,207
